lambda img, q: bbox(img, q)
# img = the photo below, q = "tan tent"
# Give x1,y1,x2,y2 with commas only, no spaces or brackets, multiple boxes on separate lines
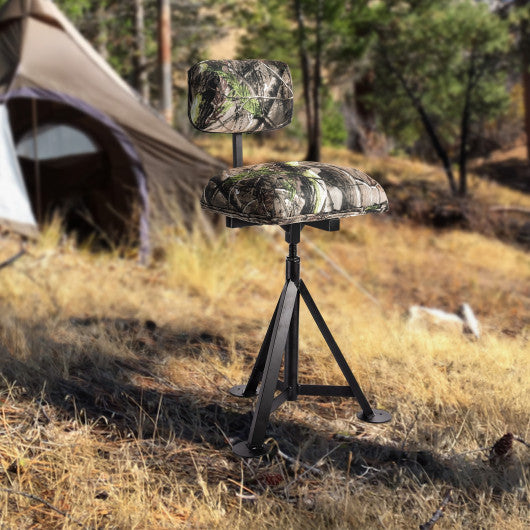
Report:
0,0,224,254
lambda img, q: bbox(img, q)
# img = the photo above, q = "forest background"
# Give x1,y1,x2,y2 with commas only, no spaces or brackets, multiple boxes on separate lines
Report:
34,0,530,198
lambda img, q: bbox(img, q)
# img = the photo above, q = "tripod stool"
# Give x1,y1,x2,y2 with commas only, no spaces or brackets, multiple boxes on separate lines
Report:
188,59,392,458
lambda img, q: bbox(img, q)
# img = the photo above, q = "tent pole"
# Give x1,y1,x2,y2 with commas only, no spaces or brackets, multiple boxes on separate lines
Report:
31,98,41,222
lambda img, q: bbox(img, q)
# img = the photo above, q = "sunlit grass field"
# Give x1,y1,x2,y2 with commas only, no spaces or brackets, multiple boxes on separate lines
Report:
0,142,528,528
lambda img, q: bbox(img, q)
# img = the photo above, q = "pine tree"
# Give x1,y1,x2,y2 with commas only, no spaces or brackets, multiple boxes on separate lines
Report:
367,0,511,195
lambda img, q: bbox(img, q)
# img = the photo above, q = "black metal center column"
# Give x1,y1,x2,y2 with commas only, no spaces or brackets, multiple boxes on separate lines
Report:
284,224,301,401
232,133,243,168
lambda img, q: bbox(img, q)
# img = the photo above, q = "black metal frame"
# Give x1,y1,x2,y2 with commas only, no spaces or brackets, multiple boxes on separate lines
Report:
227,219,391,458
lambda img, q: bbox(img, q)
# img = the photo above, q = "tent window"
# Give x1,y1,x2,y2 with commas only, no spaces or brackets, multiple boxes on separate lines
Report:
16,123,99,160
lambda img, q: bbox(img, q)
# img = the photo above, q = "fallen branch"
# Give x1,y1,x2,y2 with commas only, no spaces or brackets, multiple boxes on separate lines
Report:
0,247,25,270
514,435,530,449
226,478,258,499
277,448,323,475
0,487,85,528
419,489,452,530
490,205,530,215
407,303,481,338
284,443,342,491
447,446,490,457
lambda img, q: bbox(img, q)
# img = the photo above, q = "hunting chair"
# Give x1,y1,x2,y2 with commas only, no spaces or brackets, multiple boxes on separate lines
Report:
188,60,391,458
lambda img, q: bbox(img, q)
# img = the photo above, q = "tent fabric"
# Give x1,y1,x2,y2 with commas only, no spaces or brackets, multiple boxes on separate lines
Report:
0,0,224,249
2,88,152,253
0,19,20,91
0,103,37,236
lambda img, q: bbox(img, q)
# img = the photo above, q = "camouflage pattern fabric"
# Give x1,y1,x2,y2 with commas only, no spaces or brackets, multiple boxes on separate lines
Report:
188,60,293,133
201,161,388,225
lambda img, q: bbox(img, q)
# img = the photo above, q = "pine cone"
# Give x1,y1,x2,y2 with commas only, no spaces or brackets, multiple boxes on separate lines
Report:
489,433,514,465
259,472,284,486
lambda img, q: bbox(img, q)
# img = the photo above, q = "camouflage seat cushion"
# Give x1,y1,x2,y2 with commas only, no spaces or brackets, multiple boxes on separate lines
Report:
201,161,388,225
188,60,293,133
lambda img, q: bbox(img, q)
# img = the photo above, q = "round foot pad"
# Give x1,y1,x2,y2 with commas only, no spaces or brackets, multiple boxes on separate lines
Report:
357,409,392,424
229,384,257,398
232,440,270,458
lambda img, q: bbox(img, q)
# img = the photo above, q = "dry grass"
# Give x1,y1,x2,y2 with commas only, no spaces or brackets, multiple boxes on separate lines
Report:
0,145,529,528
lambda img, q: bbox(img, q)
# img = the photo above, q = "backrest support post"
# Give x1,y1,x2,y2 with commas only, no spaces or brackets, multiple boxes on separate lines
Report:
232,133,243,168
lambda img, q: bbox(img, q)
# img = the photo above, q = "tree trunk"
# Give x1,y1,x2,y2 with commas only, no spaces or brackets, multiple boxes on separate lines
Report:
521,16,530,160
158,0,173,124
459,57,476,197
134,0,150,104
295,0,317,161
95,3,109,61
381,47,458,194
345,71,378,153
459,103,470,197
418,103,458,195
307,0,322,161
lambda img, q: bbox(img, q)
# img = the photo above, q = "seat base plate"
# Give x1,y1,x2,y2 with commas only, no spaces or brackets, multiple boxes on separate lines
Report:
229,384,258,397
357,409,392,423
232,440,270,458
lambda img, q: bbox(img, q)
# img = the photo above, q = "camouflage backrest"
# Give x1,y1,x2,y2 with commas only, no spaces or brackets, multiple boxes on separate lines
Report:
188,60,293,133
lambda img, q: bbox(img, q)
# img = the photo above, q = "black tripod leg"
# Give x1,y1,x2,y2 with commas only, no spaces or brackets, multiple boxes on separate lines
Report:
230,287,284,398
232,280,298,457
299,280,390,423
285,290,300,400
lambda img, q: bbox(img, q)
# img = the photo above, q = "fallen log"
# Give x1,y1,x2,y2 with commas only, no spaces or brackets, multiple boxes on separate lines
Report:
490,205,530,215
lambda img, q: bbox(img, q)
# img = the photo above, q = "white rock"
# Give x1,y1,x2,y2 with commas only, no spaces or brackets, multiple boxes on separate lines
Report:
459,303,481,338
407,304,480,338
